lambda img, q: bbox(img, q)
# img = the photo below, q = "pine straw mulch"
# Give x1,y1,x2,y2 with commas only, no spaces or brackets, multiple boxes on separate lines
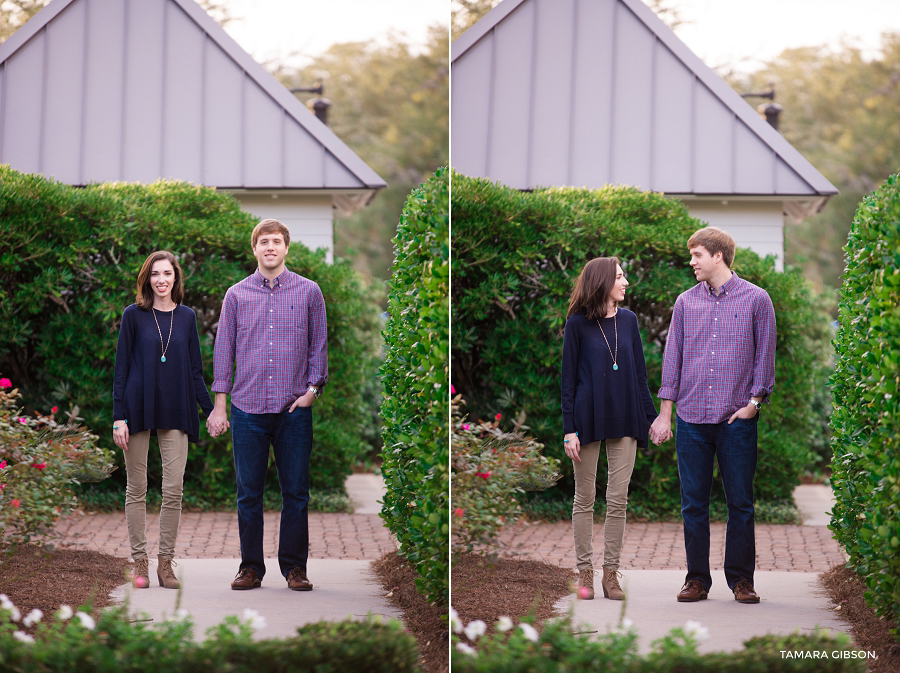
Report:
0,543,129,632
451,552,573,638
820,564,900,672
371,552,449,673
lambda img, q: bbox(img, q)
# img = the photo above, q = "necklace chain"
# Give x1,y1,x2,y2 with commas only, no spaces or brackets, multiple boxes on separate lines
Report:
151,306,175,363
596,309,618,371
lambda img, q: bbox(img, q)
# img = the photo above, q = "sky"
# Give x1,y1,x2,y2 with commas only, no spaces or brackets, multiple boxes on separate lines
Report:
665,0,900,74
219,0,447,70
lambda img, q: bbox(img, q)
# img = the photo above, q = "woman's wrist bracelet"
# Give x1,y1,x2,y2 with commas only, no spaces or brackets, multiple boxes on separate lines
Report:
113,420,128,430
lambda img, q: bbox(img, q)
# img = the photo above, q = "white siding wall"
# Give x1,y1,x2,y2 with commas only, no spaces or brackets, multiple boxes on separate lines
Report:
679,199,785,271
230,193,334,264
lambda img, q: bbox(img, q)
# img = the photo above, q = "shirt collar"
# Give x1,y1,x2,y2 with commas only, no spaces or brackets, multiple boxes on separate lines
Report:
254,268,290,288
704,271,739,296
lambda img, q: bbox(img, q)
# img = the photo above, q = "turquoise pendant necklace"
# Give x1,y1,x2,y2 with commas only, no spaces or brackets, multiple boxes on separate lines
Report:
596,309,619,371
151,306,175,363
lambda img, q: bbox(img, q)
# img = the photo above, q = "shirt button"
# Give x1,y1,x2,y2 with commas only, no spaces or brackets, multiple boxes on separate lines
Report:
270,325,273,328
270,309,273,312
714,317,718,321
269,342,273,345
269,376,272,379
711,351,715,355
709,386,712,389
270,359,273,362
710,368,713,372
713,334,716,338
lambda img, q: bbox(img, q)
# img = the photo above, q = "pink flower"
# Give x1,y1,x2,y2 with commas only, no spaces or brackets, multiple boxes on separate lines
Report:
18,418,26,424
462,424,470,430
31,462,46,470
0,461,6,469
10,499,20,508
0,484,5,491
51,406,58,414
451,385,456,394
454,507,464,517
475,471,491,479
495,413,502,421
0,378,11,389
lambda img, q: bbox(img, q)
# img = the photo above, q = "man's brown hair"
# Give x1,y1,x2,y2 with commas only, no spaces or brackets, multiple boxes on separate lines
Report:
687,227,736,268
566,257,621,321
135,251,184,310
251,219,291,248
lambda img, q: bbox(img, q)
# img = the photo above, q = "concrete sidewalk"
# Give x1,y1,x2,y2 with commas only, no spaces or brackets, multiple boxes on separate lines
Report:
80,473,402,640
550,484,850,654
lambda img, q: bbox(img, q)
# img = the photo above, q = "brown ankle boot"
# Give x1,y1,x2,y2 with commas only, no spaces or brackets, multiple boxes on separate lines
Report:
132,557,150,589
578,568,595,600
601,567,625,600
157,557,179,589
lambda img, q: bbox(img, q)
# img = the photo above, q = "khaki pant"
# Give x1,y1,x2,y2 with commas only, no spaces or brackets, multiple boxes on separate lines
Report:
572,437,637,571
124,429,188,560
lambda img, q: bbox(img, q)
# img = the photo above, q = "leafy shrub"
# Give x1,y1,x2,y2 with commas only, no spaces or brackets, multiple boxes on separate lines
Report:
451,396,560,554
451,612,867,672
829,172,900,636
0,166,383,508
0,596,419,673
379,167,449,604
0,382,114,545
452,173,833,518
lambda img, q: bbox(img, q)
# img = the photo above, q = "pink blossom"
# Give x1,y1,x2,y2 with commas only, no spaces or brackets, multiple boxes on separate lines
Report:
495,413,502,420
51,406,58,414
462,424,470,430
10,499,20,508
451,385,456,394
18,417,26,424
0,378,11,389
454,507,464,517
0,461,6,469
31,462,46,470
475,471,491,479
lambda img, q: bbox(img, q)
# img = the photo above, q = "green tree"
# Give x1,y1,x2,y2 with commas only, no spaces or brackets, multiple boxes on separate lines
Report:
276,27,449,286
726,34,900,292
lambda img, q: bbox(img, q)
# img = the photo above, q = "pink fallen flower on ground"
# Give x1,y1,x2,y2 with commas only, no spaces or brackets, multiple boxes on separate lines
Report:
454,507,464,517
462,424,470,430
475,471,491,479
18,418,26,424
0,461,6,469
0,378,11,389
31,462,46,470
495,413,502,420
51,406,58,413
10,499,20,508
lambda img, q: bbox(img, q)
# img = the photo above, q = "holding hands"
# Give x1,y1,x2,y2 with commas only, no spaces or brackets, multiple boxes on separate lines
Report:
207,408,229,438
649,414,672,446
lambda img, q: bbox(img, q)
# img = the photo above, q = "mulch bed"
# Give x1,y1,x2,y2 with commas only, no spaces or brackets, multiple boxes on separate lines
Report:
0,544,129,631
371,552,449,673
451,552,573,638
820,564,900,672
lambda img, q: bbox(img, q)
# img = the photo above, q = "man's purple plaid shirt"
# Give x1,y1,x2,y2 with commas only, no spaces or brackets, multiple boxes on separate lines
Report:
212,269,328,414
658,272,775,424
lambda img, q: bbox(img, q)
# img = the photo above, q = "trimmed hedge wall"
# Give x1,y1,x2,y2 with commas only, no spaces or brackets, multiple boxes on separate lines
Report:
830,172,900,636
451,173,833,518
0,166,383,507
380,168,449,604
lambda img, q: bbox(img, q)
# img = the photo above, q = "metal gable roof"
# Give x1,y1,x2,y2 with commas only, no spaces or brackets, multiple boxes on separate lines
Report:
451,0,837,199
0,0,386,191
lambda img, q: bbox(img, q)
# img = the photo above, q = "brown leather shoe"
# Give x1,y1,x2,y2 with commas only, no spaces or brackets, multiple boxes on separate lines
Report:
676,579,708,602
576,567,595,600
231,567,261,590
733,578,760,603
157,557,179,589
287,567,313,591
601,567,625,600
131,557,150,589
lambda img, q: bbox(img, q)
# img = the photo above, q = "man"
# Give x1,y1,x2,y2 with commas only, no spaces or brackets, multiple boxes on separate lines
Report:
208,219,328,591
649,227,775,605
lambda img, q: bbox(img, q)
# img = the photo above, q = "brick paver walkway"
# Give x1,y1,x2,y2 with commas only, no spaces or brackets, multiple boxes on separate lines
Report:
499,521,846,572
55,511,396,560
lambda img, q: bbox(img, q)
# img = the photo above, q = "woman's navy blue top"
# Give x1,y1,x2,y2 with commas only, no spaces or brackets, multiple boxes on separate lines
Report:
561,308,658,448
113,304,214,444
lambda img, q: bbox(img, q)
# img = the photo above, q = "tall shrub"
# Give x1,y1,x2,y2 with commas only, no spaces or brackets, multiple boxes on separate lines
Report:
380,167,449,604
0,166,383,506
830,173,900,636
452,172,833,517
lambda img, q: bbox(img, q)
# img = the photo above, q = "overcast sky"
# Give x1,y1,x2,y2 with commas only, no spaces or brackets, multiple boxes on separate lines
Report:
666,0,900,73
219,0,447,70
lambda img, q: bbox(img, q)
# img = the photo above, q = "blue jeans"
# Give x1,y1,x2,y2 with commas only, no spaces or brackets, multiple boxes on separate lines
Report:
230,403,312,579
676,414,757,592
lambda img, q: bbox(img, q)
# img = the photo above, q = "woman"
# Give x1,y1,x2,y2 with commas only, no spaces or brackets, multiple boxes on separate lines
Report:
113,251,216,589
560,257,657,600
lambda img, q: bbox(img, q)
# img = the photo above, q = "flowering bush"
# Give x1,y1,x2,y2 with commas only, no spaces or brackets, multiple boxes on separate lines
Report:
449,610,866,672
0,594,418,672
451,395,560,555
0,382,115,546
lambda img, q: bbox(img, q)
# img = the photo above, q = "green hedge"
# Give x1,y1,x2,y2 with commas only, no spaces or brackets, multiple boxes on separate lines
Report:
0,166,383,508
451,173,833,518
829,172,900,637
380,167,449,604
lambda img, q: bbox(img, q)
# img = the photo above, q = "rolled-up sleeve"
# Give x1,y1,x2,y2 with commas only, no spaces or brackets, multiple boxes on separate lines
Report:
658,297,684,401
751,291,776,402
306,283,328,389
211,289,237,394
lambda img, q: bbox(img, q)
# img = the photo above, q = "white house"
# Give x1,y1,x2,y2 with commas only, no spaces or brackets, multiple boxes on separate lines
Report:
0,0,386,262
451,0,838,270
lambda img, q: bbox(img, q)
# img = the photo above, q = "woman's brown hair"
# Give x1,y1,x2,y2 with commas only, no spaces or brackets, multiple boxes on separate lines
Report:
135,251,185,310
566,257,621,321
